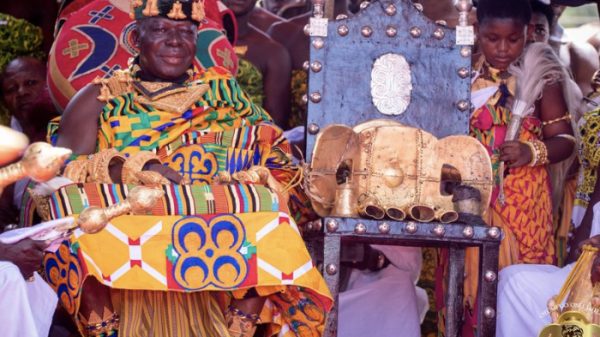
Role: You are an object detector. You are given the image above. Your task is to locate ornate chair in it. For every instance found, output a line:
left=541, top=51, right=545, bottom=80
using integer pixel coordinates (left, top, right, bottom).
left=302, top=1, right=501, bottom=336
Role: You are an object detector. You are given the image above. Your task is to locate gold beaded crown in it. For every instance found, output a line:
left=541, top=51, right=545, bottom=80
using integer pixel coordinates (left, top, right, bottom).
left=130, top=0, right=205, bottom=23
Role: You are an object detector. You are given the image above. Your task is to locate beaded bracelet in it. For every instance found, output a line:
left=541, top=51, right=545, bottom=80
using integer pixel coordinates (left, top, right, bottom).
left=226, top=305, right=261, bottom=323
left=83, top=312, right=120, bottom=337
left=523, top=141, right=538, bottom=167
left=527, top=139, right=549, bottom=166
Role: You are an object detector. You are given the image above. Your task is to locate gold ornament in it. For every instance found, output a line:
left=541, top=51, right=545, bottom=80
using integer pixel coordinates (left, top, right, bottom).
left=215, top=166, right=293, bottom=207
left=79, top=307, right=120, bottom=337
left=167, top=1, right=187, bottom=20
left=27, top=187, right=52, bottom=221
left=192, top=0, right=205, bottom=22
left=226, top=307, right=259, bottom=337
left=539, top=245, right=600, bottom=337
left=77, top=186, right=164, bottom=234
left=87, top=149, right=126, bottom=184
left=142, top=0, right=159, bottom=16
left=134, top=81, right=209, bottom=114
left=330, top=181, right=358, bottom=217
left=0, top=142, right=71, bottom=190
left=63, top=159, right=89, bottom=183
left=306, top=120, right=493, bottom=223
left=134, top=171, right=171, bottom=187
left=121, top=151, right=162, bottom=185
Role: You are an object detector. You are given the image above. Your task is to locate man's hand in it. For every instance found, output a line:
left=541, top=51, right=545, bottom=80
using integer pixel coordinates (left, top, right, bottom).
left=0, top=239, right=46, bottom=278
left=499, top=141, right=533, bottom=168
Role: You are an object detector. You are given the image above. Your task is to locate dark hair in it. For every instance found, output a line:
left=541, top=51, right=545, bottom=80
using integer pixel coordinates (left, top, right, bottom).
left=477, top=0, right=532, bottom=26
left=530, top=0, right=555, bottom=29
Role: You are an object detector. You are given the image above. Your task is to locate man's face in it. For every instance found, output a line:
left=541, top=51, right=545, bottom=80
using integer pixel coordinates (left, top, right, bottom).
left=1, top=57, right=47, bottom=119
left=137, top=17, right=198, bottom=81
left=477, top=18, right=527, bottom=70
left=529, top=12, right=550, bottom=44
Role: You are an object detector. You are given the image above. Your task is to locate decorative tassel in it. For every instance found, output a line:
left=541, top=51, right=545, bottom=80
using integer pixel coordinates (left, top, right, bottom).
left=192, top=0, right=206, bottom=22
left=167, top=1, right=187, bottom=20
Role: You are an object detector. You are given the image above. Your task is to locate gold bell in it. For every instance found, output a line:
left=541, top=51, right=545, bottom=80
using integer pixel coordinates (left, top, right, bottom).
left=330, top=180, right=358, bottom=217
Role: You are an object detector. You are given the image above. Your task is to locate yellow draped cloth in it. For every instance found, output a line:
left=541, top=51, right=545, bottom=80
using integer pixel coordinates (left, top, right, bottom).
left=48, top=66, right=330, bottom=337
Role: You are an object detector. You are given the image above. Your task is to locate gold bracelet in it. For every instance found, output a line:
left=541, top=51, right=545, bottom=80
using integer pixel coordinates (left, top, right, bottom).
left=523, top=141, right=538, bottom=167
left=87, top=149, right=126, bottom=184
left=529, top=139, right=549, bottom=166
left=63, top=159, right=90, bottom=183
left=541, top=114, right=571, bottom=127
left=122, top=151, right=162, bottom=185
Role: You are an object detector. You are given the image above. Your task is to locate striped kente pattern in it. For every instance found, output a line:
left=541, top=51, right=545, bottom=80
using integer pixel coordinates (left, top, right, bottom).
left=48, top=183, right=282, bottom=219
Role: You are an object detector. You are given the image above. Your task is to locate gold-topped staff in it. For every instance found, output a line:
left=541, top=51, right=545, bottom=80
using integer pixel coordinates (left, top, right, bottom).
left=0, top=142, right=72, bottom=193
left=539, top=245, right=600, bottom=337
left=77, top=186, right=165, bottom=234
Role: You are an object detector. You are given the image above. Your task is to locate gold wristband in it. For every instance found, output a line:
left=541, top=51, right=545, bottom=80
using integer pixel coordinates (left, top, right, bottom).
left=529, top=139, right=549, bottom=166
left=122, top=151, right=162, bottom=185
left=87, top=149, right=126, bottom=184
left=523, top=141, right=538, bottom=167
left=63, top=159, right=90, bottom=183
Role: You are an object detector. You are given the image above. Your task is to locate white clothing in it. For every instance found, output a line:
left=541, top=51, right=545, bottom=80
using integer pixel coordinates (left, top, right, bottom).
left=338, top=246, right=428, bottom=337
left=497, top=200, right=600, bottom=337
left=0, top=261, right=57, bottom=337
left=496, top=263, right=573, bottom=337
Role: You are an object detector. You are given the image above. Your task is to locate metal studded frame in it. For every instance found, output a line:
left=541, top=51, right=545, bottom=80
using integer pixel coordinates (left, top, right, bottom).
left=304, top=218, right=500, bottom=337
left=305, top=0, right=472, bottom=154
left=304, top=0, right=500, bottom=336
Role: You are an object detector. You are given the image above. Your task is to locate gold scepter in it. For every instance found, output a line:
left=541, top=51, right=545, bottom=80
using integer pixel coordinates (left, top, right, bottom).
left=539, top=245, right=600, bottom=337
left=76, top=186, right=165, bottom=234
left=0, top=141, right=72, bottom=194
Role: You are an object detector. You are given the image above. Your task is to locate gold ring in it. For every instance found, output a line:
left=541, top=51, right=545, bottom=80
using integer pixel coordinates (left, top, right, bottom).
left=26, top=275, right=35, bottom=282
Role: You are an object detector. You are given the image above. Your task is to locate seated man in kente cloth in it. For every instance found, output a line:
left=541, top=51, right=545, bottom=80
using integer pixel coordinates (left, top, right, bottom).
left=44, top=0, right=331, bottom=336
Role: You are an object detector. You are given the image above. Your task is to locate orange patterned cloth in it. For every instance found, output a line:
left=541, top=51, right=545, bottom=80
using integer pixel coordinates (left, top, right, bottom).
left=469, top=60, right=555, bottom=267
left=453, top=61, right=555, bottom=336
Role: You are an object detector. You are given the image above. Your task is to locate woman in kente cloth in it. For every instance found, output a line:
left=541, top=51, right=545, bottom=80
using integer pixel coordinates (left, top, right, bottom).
left=449, top=0, right=576, bottom=334
left=43, top=1, right=331, bottom=336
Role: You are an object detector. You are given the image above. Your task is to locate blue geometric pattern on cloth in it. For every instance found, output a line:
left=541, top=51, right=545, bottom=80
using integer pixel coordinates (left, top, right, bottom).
left=171, top=215, right=248, bottom=290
